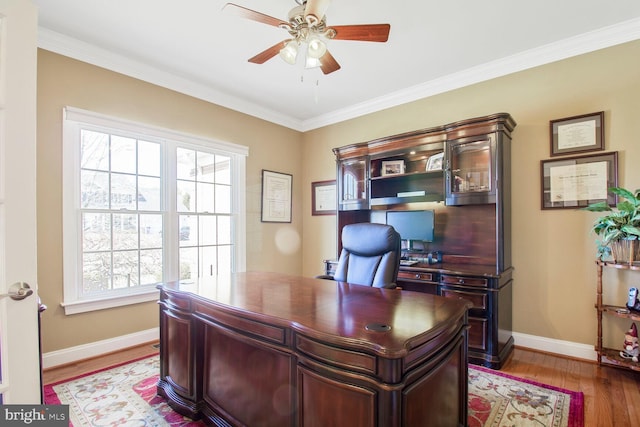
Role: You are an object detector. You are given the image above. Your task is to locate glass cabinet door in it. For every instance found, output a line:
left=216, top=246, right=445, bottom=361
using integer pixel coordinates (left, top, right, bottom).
left=446, top=135, right=496, bottom=205
left=338, top=157, right=368, bottom=210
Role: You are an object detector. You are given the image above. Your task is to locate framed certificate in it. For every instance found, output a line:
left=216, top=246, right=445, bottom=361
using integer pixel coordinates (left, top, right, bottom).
left=550, top=111, right=604, bottom=156
left=541, top=151, right=617, bottom=209
left=312, top=180, right=336, bottom=215
left=261, top=170, right=292, bottom=222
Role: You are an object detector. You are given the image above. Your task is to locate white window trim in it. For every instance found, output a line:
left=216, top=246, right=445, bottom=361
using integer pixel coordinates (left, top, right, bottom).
left=61, top=107, right=248, bottom=315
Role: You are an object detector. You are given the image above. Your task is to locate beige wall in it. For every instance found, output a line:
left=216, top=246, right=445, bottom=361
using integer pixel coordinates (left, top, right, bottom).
left=37, top=50, right=303, bottom=353
left=302, top=39, right=640, bottom=348
left=38, top=39, right=640, bottom=355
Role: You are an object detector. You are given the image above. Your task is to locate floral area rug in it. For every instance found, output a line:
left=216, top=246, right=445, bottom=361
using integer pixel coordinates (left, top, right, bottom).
left=44, top=355, right=204, bottom=427
left=44, top=355, right=583, bottom=426
left=468, top=365, right=583, bottom=427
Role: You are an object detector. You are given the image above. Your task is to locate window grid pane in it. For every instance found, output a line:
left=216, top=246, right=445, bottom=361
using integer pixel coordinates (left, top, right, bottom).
left=177, top=147, right=233, bottom=280
left=83, top=252, right=112, bottom=293
left=80, top=130, right=164, bottom=297
left=113, top=250, right=139, bottom=288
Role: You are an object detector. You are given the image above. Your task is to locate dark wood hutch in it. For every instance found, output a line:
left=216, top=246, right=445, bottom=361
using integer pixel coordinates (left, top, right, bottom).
left=329, top=113, right=516, bottom=369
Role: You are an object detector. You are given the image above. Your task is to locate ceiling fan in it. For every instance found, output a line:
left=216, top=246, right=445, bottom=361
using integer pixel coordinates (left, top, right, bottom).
left=222, top=0, right=391, bottom=75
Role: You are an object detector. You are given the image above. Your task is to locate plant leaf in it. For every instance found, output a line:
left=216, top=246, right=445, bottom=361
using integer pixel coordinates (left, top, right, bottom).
left=583, top=201, right=612, bottom=212
left=611, top=187, right=639, bottom=206
left=617, top=201, right=636, bottom=213
left=603, top=229, right=624, bottom=244
left=622, top=225, right=640, bottom=237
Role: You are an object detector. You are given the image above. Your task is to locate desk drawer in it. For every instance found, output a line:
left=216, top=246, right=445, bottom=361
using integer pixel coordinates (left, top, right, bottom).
left=296, top=334, right=376, bottom=376
left=194, top=302, right=287, bottom=346
left=398, top=271, right=434, bottom=282
left=440, top=274, right=488, bottom=288
left=440, top=288, right=488, bottom=310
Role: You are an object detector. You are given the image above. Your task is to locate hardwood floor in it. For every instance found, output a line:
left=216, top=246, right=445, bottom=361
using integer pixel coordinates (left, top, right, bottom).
left=42, top=341, right=159, bottom=385
left=502, top=347, right=640, bottom=427
left=43, top=344, right=640, bottom=426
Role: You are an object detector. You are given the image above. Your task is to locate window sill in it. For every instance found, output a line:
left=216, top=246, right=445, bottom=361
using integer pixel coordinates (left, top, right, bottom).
left=61, top=288, right=160, bottom=315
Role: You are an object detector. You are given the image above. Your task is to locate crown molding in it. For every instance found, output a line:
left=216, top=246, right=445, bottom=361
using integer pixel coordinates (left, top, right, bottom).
left=37, top=28, right=304, bottom=131
left=39, top=18, right=640, bottom=133
left=299, top=17, right=640, bottom=131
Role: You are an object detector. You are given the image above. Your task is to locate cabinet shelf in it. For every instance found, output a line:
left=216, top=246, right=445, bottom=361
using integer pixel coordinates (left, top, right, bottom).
left=598, top=304, right=640, bottom=321
left=370, top=194, right=443, bottom=206
left=599, top=348, right=640, bottom=372
left=599, top=260, right=640, bottom=270
left=370, top=169, right=444, bottom=205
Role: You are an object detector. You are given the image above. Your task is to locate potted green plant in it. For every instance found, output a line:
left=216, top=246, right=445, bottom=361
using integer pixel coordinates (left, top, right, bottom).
left=584, top=187, right=640, bottom=263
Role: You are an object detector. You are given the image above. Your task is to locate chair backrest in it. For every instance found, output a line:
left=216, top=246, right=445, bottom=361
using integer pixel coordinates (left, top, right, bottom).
left=333, top=223, right=401, bottom=289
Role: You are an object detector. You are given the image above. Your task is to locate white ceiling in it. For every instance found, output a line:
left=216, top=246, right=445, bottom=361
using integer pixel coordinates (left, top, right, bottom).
left=33, top=0, right=640, bottom=131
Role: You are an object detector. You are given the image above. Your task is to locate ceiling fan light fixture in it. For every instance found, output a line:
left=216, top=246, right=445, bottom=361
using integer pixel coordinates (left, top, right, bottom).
left=307, top=36, right=327, bottom=59
left=279, top=40, right=298, bottom=64
left=224, top=1, right=391, bottom=75
left=305, top=56, right=321, bottom=69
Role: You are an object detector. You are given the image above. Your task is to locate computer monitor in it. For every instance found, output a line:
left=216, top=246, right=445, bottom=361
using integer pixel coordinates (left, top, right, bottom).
left=386, top=210, right=435, bottom=250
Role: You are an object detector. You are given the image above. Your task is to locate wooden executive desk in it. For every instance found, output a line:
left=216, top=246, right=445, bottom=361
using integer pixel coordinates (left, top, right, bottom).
left=157, top=272, right=471, bottom=426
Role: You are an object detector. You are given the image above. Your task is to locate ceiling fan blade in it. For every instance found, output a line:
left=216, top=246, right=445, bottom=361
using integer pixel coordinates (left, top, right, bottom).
left=304, top=0, right=332, bottom=20
left=319, top=50, right=341, bottom=75
left=329, top=24, right=391, bottom=42
left=248, top=40, right=289, bottom=64
left=223, top=3, right=286, bottom=27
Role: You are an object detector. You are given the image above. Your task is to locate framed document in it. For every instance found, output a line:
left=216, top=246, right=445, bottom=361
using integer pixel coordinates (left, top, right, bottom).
left=550, top=111, right=604, bottom=156
left=311, top=180, right=336, bottom=215
left=540, top=151, right=617, bottom=210
left=261, top=170, right=292, bottom=222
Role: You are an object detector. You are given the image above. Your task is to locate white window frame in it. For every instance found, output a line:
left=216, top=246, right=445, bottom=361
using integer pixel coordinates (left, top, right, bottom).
left=61, top=107, right=247, bottom=315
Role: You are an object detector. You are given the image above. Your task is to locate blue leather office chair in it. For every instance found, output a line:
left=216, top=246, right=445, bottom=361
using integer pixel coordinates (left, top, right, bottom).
left=320, top=223, right=401, bottom=289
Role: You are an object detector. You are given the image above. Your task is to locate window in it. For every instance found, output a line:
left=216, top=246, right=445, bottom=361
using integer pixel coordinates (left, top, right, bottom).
left=62, top=107, right=248, bottom=314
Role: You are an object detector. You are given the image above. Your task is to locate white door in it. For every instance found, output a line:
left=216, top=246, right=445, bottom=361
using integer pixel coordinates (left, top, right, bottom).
left=0, top=0, right=40, bottom=403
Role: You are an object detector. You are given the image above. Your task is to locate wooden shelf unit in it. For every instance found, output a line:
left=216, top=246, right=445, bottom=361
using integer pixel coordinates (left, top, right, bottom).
left=595, top=260, right=640, bottom=371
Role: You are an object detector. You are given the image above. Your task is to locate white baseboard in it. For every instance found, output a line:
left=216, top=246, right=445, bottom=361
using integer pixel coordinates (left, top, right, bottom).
left=42, top=328, right=159, bottom=369
left=513, top=332, right=597, bottom=361
left=41, top=328, right=595, bottom=370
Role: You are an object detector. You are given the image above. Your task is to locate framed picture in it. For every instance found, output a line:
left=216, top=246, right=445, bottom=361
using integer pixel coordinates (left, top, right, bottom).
left=550, top=111, right=604, bottom=156
left=311, top=180, right=336, bottom=215
left=541, top=151, right=617, bottom=210
left=261, top=170, right=292, bottom=222
left=381, top=160, right=404, bottom=176
left=426, top=152, right=444, bottom=171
